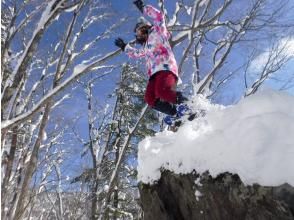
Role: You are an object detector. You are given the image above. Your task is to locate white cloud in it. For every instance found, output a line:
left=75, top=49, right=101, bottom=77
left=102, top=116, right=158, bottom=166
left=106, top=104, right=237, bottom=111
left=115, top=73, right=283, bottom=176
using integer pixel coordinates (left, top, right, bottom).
left=249, top=37, right=294, bottom=73
left=280, top=37, right=294, bottom=57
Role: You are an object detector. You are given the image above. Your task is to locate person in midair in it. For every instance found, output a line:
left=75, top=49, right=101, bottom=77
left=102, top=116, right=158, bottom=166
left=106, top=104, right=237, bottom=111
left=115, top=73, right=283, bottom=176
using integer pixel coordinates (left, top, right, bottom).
left=114, top=0, right=191, bottom=125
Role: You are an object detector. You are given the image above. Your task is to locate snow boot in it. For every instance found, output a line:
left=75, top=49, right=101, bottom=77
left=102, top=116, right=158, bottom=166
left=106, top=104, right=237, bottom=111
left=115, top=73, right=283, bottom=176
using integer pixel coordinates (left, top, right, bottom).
left=176, top=103, right=190, bottom=117
left=163, top=115, right=181, bottom=126
left=164, top=109, right=206, bottom=131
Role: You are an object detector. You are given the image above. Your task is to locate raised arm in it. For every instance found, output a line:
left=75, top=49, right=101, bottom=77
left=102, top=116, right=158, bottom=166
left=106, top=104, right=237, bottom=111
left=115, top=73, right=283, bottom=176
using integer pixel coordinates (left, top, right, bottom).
left=143, top=5, right=165, bottom=26
left=125, top=44, right=146, bottom=59
left=115, top=38, right=146, bottom=59
left=133, top=1, right=164, bottom=26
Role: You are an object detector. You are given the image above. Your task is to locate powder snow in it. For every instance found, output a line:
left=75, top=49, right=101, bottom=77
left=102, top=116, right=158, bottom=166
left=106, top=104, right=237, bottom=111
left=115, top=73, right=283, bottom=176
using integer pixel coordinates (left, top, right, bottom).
left=137, top=89, right=294, bottom=186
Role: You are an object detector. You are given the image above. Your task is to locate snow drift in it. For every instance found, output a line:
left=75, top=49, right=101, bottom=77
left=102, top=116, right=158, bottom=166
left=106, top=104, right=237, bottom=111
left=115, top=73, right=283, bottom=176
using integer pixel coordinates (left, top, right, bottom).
left=137, top=89, right=294, bottom=186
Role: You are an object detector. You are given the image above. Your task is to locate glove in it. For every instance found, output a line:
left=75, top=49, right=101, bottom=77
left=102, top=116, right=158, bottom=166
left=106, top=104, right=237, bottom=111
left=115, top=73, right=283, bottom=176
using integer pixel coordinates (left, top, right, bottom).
left=133, top=0, right=144, bottom=13
left=114, top=38, right=126, bottom=51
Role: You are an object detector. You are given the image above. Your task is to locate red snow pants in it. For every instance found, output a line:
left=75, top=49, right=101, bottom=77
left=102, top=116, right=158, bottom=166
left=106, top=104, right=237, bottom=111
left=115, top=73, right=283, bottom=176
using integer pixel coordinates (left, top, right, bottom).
left=144, top=70, right=177, bottom=107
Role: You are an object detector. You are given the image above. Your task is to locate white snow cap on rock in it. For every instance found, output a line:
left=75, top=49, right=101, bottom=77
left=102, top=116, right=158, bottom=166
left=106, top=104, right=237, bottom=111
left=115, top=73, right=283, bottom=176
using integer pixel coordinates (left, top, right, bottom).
left=138, top=89, right=294, bottom=186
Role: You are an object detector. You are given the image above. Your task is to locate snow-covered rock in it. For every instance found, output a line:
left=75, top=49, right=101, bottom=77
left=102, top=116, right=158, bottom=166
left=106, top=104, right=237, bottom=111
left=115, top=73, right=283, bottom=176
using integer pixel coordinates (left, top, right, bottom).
left=138, top=89, right=294, bottom=186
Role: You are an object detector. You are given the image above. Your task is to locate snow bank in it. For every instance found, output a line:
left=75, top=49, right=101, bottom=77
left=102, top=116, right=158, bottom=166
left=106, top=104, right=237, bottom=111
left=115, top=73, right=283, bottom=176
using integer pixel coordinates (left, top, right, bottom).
left=138, top=90, right=294, bottom=186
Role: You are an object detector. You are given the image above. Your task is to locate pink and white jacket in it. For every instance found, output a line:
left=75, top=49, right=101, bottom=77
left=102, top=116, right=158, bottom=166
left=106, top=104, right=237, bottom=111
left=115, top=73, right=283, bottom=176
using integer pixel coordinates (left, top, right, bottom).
left=125, top=5, right=178, bottom=78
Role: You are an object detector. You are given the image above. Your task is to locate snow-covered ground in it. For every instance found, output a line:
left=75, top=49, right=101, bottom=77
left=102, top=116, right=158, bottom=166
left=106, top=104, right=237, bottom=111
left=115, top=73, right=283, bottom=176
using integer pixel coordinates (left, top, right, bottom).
left=137, top=89, right=294, bottom=186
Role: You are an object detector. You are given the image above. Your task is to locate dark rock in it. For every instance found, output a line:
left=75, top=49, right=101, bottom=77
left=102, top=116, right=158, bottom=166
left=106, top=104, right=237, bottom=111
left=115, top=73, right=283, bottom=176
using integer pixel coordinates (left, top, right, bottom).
left=273, top=183, right=294, bottom=216
left=139, top=170, right=294, bottom=220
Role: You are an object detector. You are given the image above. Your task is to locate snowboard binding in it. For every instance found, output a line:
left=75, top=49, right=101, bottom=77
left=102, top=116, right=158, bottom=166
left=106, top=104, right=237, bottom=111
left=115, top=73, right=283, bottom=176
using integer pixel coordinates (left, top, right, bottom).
left=163, top=106, right=206, bottom=131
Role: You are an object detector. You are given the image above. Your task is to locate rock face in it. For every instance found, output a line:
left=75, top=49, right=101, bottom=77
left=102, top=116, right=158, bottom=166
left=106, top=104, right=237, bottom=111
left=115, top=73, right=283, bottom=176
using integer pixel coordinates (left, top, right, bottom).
left=139, top=170, right=294, bottom=220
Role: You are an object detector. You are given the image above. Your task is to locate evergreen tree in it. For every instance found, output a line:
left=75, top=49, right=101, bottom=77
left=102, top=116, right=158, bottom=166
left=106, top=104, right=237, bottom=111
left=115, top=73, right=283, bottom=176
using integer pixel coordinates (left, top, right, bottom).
left=102, top=63, right=158, bottom=219
left=72, top=63, right=159, bottom=219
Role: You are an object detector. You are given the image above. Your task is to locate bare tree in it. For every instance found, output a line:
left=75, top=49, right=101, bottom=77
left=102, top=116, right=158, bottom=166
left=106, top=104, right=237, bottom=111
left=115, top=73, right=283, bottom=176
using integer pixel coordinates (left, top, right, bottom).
left=1, top=0, right=124, bottom=219
left=161, top=0, right=294, bottom=97
left=245, top=38, right=294, bottom=96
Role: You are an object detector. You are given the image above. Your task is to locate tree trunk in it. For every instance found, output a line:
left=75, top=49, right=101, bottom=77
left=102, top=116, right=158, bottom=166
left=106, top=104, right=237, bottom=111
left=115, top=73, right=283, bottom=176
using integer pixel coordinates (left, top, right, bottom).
left=1, top=127, right=18, bottom=219
left=14, top=103, right=51, bottom=220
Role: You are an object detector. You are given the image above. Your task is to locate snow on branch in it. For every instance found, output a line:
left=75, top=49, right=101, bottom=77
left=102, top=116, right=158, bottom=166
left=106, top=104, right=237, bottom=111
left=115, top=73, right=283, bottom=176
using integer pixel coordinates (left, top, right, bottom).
left=3, top=1, right=65, bottom=95
left=100, top=105, right=148, bottom=217
left=1, top=51, right=120, bottom=131
left=171, top=0, right=232, bottom=47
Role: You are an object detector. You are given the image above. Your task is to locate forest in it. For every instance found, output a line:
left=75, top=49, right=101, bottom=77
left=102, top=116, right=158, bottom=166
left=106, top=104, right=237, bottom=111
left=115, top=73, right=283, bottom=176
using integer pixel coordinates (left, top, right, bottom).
left=1, top=0, right=294, bottom=219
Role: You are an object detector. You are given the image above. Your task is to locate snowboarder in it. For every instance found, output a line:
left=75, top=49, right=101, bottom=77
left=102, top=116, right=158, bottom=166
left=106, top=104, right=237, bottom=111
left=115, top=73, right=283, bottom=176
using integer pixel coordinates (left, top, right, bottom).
left=114, top=0, right=192, bottom=125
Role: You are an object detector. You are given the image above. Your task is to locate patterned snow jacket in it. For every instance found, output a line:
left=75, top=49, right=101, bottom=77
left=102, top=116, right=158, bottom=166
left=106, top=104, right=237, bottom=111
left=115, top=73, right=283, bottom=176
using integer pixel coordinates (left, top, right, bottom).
left=125, top=5, right=178, bottom=78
